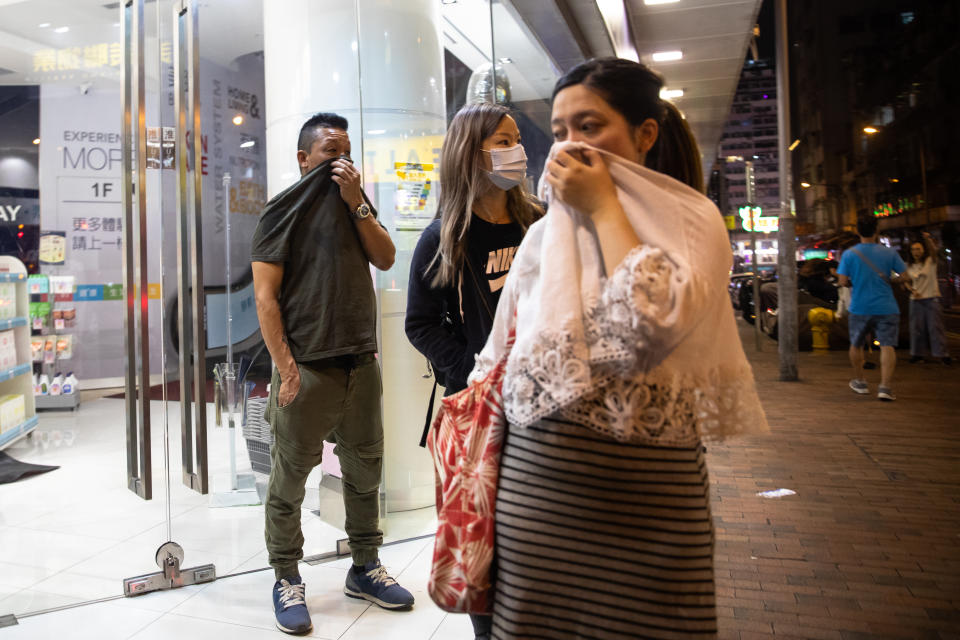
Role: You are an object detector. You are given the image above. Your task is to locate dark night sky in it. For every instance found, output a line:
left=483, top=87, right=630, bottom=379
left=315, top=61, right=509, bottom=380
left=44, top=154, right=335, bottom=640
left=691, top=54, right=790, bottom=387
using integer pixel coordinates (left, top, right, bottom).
left=755, top=0, right=775, bottom=62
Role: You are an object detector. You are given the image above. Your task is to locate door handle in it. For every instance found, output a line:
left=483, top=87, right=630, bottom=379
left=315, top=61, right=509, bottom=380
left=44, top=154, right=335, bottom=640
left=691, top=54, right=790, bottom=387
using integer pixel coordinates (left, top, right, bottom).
left=122, top=0, right=152, bottom=501
left=174, top=0, right=209, bottom=494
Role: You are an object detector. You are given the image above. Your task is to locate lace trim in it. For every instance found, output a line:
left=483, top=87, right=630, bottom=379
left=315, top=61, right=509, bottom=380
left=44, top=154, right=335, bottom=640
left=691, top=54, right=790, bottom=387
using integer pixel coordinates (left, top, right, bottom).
left=503, top=245, right=681, bottom=428
left=557, top=365, right=768, bottom=446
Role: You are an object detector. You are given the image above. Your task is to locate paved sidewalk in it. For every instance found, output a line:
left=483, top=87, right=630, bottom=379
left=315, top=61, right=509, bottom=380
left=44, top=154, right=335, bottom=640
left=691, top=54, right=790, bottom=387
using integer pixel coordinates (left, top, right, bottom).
left=707, top=322, right=960, bottom=639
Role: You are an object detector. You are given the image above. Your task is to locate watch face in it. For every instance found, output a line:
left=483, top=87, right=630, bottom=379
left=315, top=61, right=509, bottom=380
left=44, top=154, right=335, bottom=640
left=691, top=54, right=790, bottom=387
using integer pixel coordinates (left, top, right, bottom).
left=356, top=204, right=371, bottom=218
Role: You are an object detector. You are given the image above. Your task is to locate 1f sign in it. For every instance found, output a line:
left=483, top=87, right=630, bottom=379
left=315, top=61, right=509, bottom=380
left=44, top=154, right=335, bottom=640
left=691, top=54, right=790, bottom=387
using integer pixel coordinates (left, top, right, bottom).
left=91, top=182, right=113, bottom=198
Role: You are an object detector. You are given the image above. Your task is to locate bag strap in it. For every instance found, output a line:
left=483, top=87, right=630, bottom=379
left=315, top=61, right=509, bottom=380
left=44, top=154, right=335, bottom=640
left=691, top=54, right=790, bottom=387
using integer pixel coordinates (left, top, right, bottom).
left=851, top=248, right=890, bottom=283
left=419, top=376, right=438, bottom=448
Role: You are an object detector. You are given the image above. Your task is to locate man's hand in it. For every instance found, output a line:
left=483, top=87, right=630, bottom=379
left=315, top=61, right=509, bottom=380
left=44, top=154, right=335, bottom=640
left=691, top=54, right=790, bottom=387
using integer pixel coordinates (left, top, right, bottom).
left=277, top=366, right=301, bottom=408
left=331, top=158, right=364, bottom=212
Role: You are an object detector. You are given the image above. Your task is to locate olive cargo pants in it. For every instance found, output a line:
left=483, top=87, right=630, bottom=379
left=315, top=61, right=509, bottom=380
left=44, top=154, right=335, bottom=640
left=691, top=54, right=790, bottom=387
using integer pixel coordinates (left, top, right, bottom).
left=264, top=354, right=384, bottom=580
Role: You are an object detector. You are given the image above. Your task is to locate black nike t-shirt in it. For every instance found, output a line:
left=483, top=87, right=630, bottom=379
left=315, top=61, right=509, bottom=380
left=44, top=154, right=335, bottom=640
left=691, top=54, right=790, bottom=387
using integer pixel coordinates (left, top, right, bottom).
left=405, top=214, right=523, bottom=393
left=463, top=214, right=523, bottom=337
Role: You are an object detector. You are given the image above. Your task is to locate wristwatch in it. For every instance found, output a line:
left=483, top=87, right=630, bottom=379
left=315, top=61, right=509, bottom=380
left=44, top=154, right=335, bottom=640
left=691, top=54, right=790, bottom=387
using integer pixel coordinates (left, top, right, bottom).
left=353, top=203, right=371, bottom=220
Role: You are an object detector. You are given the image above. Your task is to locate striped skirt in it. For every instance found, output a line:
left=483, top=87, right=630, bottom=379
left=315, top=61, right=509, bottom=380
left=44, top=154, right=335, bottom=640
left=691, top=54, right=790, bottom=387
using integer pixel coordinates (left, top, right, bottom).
left=492, top=418, right=716, bottom=640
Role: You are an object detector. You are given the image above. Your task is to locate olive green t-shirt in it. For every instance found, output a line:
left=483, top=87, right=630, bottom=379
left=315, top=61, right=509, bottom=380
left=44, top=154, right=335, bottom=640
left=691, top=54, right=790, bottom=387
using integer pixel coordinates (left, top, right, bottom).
left=250, top=159, right=379, bottom=361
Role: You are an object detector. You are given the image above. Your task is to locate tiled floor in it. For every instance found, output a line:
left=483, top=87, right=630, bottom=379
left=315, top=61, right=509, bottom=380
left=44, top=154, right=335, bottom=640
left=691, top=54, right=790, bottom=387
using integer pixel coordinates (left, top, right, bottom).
left=2, top=319, right=959, bottom=639
left=0, top=398, right=470, bottom=638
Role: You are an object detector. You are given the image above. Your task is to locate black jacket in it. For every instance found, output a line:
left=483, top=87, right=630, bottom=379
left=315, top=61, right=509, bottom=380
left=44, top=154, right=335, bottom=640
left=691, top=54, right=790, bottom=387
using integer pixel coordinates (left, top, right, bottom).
left=405, top=217, right=522, bottom=394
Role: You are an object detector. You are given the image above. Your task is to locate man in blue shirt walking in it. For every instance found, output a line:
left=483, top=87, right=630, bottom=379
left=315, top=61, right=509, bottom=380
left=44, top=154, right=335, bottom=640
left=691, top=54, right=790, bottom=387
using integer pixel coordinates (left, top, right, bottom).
left=837, top=216, right=912, bottom=401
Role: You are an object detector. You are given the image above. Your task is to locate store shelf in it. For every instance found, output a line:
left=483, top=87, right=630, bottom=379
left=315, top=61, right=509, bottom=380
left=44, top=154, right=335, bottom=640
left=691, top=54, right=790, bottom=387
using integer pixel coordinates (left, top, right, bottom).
left=0, top=272, right=27, bottom=283
left=0, top=317, right=28, bottom=331
left=0, top=415, right=40, bottom=451
left=0, top=363, right=31, bottom=384
left=35, top=393, right=80, bottom=412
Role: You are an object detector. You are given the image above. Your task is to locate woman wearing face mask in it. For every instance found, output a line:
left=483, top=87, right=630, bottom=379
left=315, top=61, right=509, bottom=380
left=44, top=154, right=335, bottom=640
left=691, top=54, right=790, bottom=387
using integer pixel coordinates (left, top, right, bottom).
left=405, top=102, right=542, bottom=640
left=470, top=58, right=768, bottom=639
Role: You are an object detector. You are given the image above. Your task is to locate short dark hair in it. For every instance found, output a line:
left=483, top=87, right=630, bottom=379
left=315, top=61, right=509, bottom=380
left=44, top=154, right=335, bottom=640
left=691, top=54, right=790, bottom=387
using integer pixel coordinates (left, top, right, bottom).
left=856, top=215, right=879, bottom=238
left=297, top=112, right=348, bottom=153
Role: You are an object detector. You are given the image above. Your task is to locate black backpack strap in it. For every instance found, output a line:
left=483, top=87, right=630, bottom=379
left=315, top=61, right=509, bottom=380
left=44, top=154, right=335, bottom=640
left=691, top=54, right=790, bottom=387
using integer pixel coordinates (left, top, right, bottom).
left=419, top=377, right=439, bottom=448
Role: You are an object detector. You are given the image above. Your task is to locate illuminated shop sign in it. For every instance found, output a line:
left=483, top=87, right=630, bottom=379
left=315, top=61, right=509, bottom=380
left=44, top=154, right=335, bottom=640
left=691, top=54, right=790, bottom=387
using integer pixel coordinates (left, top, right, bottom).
left=738, top=206, right=779, bottom=232
left=31, top=42, right=172, bottom=74
left=873, top=196, right=923, bottom=218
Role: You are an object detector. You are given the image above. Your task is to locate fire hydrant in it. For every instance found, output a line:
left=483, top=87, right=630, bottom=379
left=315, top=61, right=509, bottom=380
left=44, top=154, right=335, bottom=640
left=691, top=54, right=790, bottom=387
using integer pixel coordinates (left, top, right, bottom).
left=808, top=307, right=834, bottom=350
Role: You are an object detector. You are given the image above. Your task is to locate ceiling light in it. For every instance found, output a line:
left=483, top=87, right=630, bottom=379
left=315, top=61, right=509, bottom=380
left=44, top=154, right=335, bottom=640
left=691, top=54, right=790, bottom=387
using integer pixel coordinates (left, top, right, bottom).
left=498, top=57, right=513, bottom=64
left=239, top=140, right=255, bottom=148
left=54, top=26, right=69, bottom=34
left=889, top=178, right=899, bottom=183
left=366, top=129, right=386, bottom=135
left=863, top=126, right=878, bottom=134
left=38, top=23, right=51, bottom=28
left=644, top=0, right=681, bottom=4
left=652, top=50, right=683, bottom=62
left=232, top=115, right=243, bottom=126
left=660, top=88, right=684, bottom=99
left=788, top=139, right=800, bottom=151
left=32, top=138, right=40, bottom=145
left=800, top=182, right=811, bottom=188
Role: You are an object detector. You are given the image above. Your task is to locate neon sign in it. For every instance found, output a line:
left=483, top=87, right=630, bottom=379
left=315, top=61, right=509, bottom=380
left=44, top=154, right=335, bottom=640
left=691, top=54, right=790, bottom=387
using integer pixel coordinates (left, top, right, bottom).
left=738, top=206, right=779, bottom=232
left=873, top=196, right=922, bottom=218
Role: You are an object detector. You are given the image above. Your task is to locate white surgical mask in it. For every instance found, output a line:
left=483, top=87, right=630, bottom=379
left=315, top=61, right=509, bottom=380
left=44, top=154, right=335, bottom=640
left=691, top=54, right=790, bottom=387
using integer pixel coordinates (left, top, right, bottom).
left=485, top=144, right=527, bottom=190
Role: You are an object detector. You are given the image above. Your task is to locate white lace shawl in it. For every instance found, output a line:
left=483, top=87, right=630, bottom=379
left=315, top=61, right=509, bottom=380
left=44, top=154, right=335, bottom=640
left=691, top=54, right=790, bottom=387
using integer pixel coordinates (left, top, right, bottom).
left=469, top=143, right=769, bottom=446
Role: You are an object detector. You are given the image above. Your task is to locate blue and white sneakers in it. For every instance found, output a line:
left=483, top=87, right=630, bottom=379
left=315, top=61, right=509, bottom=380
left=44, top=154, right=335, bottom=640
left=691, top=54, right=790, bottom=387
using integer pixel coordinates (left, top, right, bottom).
left=273, top=577, right=312, bottom=635
left=344, top=560, right=415, bottom=610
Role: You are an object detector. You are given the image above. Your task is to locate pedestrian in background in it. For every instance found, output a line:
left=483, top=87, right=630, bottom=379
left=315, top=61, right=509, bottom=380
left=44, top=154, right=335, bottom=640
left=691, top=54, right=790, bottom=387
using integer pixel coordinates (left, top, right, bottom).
left=471, top=57, right=768, bottom=640
left=837, top=215, right=912, bottom=401
left=405, top=102, right=542, bottom=640
left=907, top=232, right=951, bottom=365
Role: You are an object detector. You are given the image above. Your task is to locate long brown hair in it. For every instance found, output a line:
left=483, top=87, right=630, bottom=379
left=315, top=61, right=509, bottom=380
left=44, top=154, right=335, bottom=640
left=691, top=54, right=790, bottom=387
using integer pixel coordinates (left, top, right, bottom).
left=429, top=102, right=542, bottom=288
left=646, top=100, right=704, bottom=193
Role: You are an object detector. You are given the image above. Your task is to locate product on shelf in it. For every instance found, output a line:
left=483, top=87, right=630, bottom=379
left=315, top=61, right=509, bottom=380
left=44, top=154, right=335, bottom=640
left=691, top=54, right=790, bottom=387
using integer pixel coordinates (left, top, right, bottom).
left=63, top=372, right=78, bottom=395
left=50, top=276, right=75, bottom=296
left=28, top=274, right=49, bottom=295
left=43, top=337, right=55, bottom=364
left=37, top=373, right=49, bottom=395
left=30, top=337, right=43, bottom=362
left=0, top=394, right=25, bottom=433
left=55, top=335, right=73, bottom=360
left=0, top=283, right=16, bottom=320
left=50, top=373, right=63, bottom=396
left=0, top=330, right=16, bottom=369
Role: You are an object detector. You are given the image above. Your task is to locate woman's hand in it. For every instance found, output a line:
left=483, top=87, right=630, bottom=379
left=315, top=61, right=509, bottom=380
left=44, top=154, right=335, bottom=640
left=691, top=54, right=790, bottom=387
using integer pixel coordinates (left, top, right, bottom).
left=545, top=145, right=620, bottom=219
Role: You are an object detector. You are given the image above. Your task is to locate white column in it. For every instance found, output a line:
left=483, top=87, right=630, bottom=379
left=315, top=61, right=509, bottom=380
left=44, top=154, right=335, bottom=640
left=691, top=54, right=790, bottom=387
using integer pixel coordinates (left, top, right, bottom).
left=263, top=0, right=446, bottom=512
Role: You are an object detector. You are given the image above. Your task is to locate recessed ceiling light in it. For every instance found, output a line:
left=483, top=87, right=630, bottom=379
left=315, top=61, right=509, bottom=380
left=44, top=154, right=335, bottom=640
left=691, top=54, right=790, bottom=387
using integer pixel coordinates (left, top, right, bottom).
left=240, top=140, right=255, bottom=148
left=232, top=115, right=243, bottom=126
left=54, top=26, right=69, bottom=34
left=644, top=0, right=681, bottom=5
left=366, top=129, right=386, bottom=135
left=38, top=23, right=51, bottom=28
left=652, top=50, right=683, bottom=62
left=498, top=57, right=513, bottom=64
left=660, top=88, right=684, bottom=99
left=32, top=138, right=40, bottom=145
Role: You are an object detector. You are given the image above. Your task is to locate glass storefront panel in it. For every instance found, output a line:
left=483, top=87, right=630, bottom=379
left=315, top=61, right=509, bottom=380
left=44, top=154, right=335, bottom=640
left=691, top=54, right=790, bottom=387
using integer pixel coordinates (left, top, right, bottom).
left=0, top=0, right=586, bottom=622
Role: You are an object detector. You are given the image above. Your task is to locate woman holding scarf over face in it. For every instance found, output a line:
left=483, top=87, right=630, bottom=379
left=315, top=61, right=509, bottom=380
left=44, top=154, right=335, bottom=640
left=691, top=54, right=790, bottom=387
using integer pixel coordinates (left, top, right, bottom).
left=470, top=58, right=769, bottom=639
left=405, top=102, right=542, bottom=640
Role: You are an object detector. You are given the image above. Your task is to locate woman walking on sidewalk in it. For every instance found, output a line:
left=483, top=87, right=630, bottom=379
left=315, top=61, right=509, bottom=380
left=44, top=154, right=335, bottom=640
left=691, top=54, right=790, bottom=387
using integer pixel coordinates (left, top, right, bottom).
left=907, top=232, right=951, bottom=365
left=472, top=57, right=769, bottom=639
